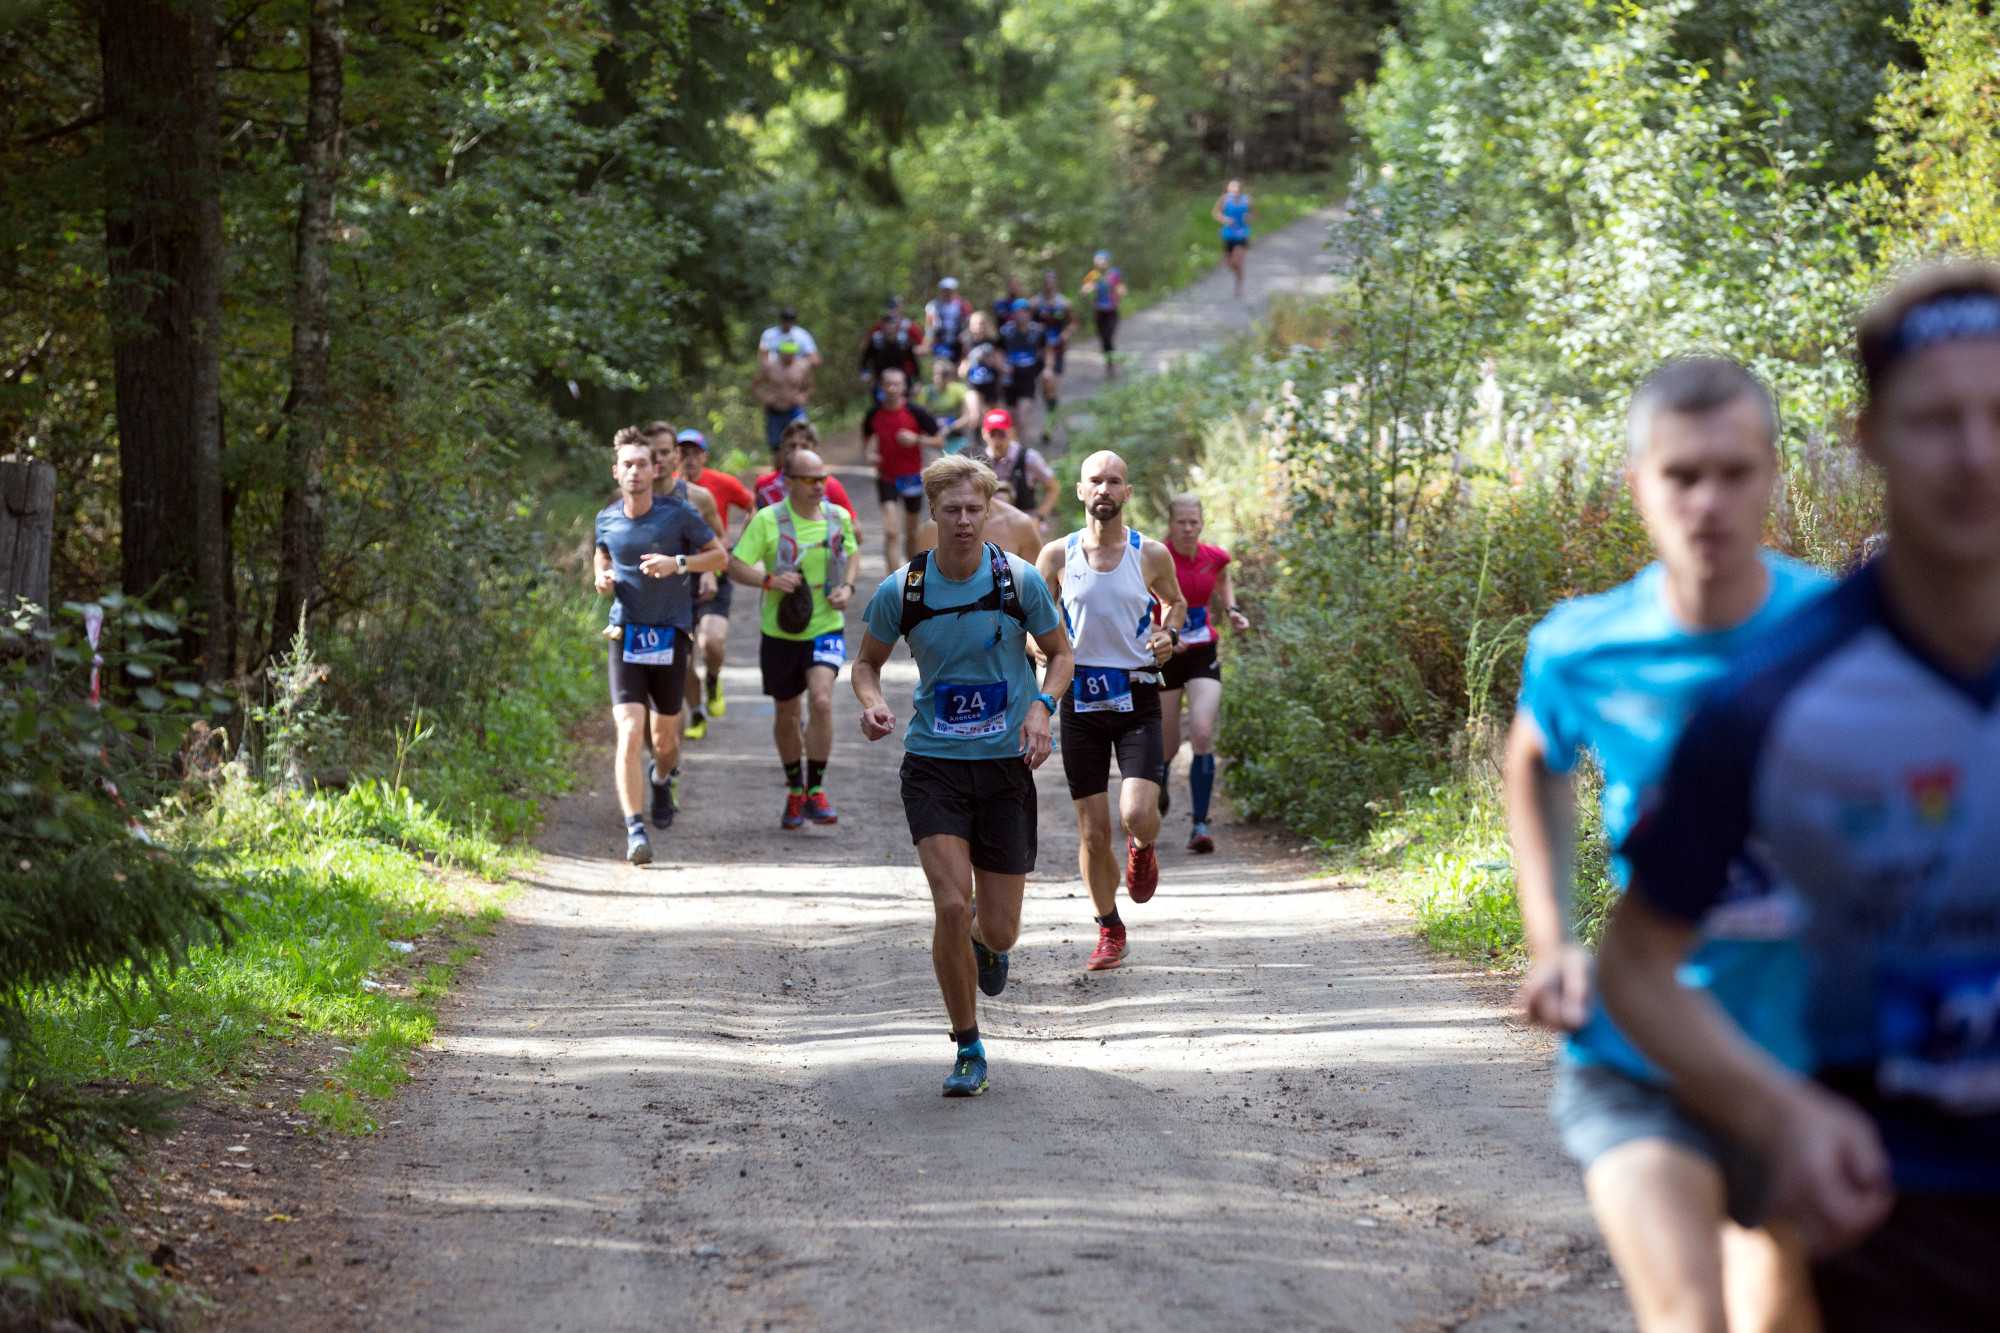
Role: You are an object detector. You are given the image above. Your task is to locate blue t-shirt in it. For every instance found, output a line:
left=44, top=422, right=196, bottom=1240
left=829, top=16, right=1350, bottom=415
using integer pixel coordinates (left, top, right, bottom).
left=1518, top=550, right=1830, bottom=1079
left=862, top=549, right=1061, bottom=762
left=594, top=496, right=716, bottom=633
left=1625, top=562, right=2000, bottom=1191
left=1220, top=192, right=1250, bottom=241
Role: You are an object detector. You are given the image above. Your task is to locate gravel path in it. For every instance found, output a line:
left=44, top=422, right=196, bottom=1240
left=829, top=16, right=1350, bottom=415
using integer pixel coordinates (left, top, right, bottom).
left=240, top=208, right=1627, bottom=1332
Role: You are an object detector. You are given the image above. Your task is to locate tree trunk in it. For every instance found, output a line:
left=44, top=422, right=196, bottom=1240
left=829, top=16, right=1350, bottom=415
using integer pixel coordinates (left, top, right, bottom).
left=270, top=0, right=345, bottom=656
left=99, top=0, right=228, bottom=678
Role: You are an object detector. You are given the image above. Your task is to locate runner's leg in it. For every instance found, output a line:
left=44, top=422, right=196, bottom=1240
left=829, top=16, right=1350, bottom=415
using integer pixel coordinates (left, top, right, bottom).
left=1119, top=774, right=1162, bottom=849
left=773, top=693, right=803, bottom=766
left=919, top=835, right=980, bottom=1033
left=1074, top=794, right=1119, bottom=917
left=698, top=612, right=727, bottom=701
left=803, top=665, right=835, bottom=775
left=1158, top=685, right=1183, bottom=806
left=1585, top=1139, right=1731, bottom=1333
left=1721, top=1221, right=1819, bottom=1333
left=1185, top=675, right=1222, bottom=823
left=613, top=703, right=650, bottom=817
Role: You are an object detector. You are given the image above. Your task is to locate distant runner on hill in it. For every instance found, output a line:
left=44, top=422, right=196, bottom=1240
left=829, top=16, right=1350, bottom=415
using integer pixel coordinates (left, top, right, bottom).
left=1156, top=494, right=1250, bottom=852
left=1212, top=179, right=1252, bottom=300
left=923, top=277, right=973, bottom=403
left=1080, top=251, right=1126, bottom=378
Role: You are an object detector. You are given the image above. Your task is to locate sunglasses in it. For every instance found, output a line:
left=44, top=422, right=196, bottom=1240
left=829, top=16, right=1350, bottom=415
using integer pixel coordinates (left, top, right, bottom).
left=786, top=473, right=829, bottom=483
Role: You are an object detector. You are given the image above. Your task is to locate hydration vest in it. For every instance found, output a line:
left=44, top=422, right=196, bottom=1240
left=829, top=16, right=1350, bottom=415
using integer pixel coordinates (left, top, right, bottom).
left=775, top=501, right=848, bottom=593
left=899, top=543, right=1027, bottom=639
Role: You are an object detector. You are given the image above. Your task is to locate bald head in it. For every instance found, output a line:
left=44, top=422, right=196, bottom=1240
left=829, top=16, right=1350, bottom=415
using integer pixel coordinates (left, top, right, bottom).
left=1076, top=450, right=1132, bottom=523
left=785, top=449, right=830, bottom=507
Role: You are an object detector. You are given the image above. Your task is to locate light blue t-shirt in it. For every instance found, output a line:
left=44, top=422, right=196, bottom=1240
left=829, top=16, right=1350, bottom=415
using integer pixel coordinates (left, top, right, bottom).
left=863, top=548, right=1061, bottom=762
left=1518, top=550, right=1830, bottom=1080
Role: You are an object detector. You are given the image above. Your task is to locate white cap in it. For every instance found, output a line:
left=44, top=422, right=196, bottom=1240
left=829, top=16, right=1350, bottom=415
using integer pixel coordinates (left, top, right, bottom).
left=940, top=276, right=959, bottom=290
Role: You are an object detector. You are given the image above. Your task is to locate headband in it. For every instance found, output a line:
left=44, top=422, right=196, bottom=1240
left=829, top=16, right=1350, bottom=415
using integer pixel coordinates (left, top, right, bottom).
left=1870, top=290, right=2000, bottom=386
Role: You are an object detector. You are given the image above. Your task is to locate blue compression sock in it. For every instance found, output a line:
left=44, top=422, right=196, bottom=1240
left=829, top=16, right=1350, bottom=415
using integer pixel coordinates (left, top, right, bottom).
left=1190, top=753, right=1217, bottom=823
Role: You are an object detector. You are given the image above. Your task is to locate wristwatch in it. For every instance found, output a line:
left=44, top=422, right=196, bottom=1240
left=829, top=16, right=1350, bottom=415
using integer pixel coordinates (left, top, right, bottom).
left=674, top=553, right=688, bottom=575
left=1034, top=692, right=1058, bottom=715
left=1167, top=627, right=1181, bottom=647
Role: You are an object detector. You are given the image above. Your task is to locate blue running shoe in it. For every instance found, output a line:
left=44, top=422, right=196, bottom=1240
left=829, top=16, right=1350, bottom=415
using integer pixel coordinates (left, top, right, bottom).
left=972, top=936, right=1009, bottom=997
left=942, top=1041, right=987, bottom=1098
left=626, top=827, right=653, bottom=866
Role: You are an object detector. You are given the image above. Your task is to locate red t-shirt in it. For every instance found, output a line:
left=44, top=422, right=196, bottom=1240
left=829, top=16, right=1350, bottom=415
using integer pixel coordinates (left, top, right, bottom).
left=1170, top=542, right=1231, bottom=644
left=861, top=402, right=939, bottom=480
left=693, top=467, right=755, bottom=532
left=754, top=470, right=854, bottom=518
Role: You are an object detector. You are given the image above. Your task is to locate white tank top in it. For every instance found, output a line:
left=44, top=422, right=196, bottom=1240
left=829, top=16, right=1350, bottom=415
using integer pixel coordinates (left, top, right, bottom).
left=1062, top=528, right=1156, bottom=670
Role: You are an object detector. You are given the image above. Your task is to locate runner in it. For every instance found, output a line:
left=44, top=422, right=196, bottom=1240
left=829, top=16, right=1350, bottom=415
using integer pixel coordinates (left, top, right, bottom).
left=1212, top=179, right=1252, bottom=300
left=860, top=367, right=943, bottom=574
left=990, top=274, right=1025, bottom=326
left=592, top=427, right=729, bottom=864
left=909, top=488, right=1044, bottom=562
left=753, top=419, right=859, bottom=533
left=754, top=339, right=815, bottom=455
left=923, top=277, right=973, bottom=403
left=757, top=306, right=820, bottom=368
left=957, top=313, right=1005, bottom=445
left=1600, top=265, right=2000, bottom=1332
left=1031, top=270, right=1072, bottom=448
left=854, top=454, right=1075, bottom=1097
left=1156, top=495, right=1250, bottom=852
left=972, top=407, right=1056, bottom=527
left=1503, top=357, right=1830, bottom=1332
left=1035, top=450, right=1186, bottom=972
left=998, top=298, right=1046, bottom=442
left=598, top=424, right=724, bottom=645
left=1080, top=251, right=1125, bottom=378
left=674, top=428, right=756, bottom=742
left=859, top=296, right=920, bottom=401
left=726, top=447, right=858, bottom=829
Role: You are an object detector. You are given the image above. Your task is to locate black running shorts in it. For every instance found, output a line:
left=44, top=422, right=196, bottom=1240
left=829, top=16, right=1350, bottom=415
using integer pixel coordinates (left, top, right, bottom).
left=608, top=632, right=690, bottom=714
left=1160, top=641, right=1221, bottom=691
left=1094, top=308, right=1119, bottom=355
left=1003, top=369, right=1038, bottom=407
left=900, top=752, right=1038, bottom=875
left=1812, top=1192, right=2000, bottom=1332
left=874, top=476, right=924, bottom=516
left=1059, top=676, right=1164, bottom=799
left=695, top=574, right=734, bottom=619
left=1046, top=343, right=1066, bottom=377
left=759, top=632, right=838, bottom=702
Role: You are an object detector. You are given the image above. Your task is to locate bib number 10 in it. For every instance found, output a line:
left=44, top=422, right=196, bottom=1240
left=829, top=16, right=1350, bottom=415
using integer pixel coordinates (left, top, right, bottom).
left=623, top=624, right=675, bottom=666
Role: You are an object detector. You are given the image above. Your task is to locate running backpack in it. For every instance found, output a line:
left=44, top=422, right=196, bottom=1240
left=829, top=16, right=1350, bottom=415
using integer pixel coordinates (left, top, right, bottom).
left=775, top=502, right=849, bottom=634
left=899, top=543, right=1027, bottom=639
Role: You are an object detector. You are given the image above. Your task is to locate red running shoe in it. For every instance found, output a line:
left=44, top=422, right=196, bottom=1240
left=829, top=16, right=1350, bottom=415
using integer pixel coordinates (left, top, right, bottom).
left=1126, top=837, right=1159, bottom=903
left=1086, top=923, right=1127, bottom=971
left=781, top=791, right=806, bottom=829
left=1188, top=821, right=1216, bottom=854
left=803, top=789, right=838, bottom=825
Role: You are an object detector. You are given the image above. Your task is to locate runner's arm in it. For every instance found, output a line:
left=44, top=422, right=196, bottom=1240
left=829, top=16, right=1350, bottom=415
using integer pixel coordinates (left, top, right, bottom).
left=1598, top=891, right=1894, bottom=1253
left=1216, top=565, right=1249, bottom=630
left=592, top=544, right=614, bottom=594
left=1503, top=713, right=1589, bottom=1030
left=913, top=405, right=943, bottom=448
left=1033, top=538, right=1064, bottom=601
left=1211, top=194, right=1228, bottom=225
left=685, top=537, right=728, bottom=575
left=1141, top=541, right=1186, bottom=632
left=852, top=633, right=897, bottom=740
left=1032, top=623, right=1073, bottom=702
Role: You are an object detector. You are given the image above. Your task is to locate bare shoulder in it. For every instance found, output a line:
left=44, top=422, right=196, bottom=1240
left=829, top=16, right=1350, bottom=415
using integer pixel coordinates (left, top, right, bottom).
left=1034, top=536, right=1065, bottom=574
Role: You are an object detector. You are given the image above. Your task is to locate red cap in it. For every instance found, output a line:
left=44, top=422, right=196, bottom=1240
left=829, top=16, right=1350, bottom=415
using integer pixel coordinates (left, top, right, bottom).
left=982, top=408, right=1014, bottom=433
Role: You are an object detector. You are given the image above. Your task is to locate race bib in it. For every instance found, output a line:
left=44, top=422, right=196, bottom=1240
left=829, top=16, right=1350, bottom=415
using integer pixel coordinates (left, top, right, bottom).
left=1876, top=958, right=2000, bottom=1115
left=812, top=630, right=846, bottom=669
left=622, top=623, right=675, bottom=666
left=1180, top=606, right=1215, bottom=646
left=933, top=681, right=1008, bottom=738
left=893, top=473, right=926, bottom=499
left=1073, top=666, right=1133, bottom=714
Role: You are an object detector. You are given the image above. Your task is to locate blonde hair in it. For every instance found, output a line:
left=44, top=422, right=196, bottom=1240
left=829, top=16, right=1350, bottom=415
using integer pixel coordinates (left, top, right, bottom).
left=1167, top=493, right=1203, bottom=516
left=922, top=454, right=1000, bottom=510
left=967, top=311, right=995, bottom=342
left=1857, top=260, right=2000, bottom=402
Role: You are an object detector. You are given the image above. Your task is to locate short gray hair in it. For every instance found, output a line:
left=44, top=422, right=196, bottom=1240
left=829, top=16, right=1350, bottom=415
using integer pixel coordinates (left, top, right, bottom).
left=1627, top=357, right=1777, bottom=461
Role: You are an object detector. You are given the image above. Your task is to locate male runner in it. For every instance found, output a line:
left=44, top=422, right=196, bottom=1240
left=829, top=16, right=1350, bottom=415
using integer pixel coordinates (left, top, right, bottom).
left=1505, top=358, right=1829, bottom=1332
left=957, top=313, right=1005, bottom=438
left=859, top=297, right=920, bottom=399
left=855, top=454, right=1074, bottom=1097
left=996, top=299, right=1046, bottom=441
left=1601, top=264, right=2000, bottom=1332
left=990, top=274, right=1025, bottom=325
left=1157, top=495, right=1250, bottom=852
left=754, top=420, right=860, bottom=542
left=860, top=367, right=943, bottom=573
left=1035, top=451, right=1186, bottom=971
left=674, top=428, right=756, bottom=740
left=973, top=408, right=1056, bottom=525
left=1031, top=270, right=1072, bottom=446
left=592, top=428, right=729, bottom=864
left=598, top=423, right=724, bottom=645
left=727, top=448, right=858, bottom=828
left=910, top=489, right=1044, bottom=562
left=1212, top=180, right=1252, bottom=300
left=923, top=277, right=973, bottom=402
left=754, top=340, right=815, bottom=453
left=757, top=306, right=820, bottom=367
left=1080, top=251, right=1125, bottom=378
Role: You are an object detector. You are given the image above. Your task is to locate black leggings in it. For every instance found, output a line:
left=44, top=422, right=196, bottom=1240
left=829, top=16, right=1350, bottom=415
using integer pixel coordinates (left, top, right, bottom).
left=1094, top=308, right=1119, bottom=357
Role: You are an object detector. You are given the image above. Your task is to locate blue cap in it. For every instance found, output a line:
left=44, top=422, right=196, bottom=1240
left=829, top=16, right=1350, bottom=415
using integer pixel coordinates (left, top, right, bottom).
left=1010, top=298, right=1030, bottom=313
left=675, top=428, right=707, bottom=449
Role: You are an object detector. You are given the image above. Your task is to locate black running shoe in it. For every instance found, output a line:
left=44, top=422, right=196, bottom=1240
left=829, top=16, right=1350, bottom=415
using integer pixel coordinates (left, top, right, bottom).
left=645, top=758, right=676, bottom=829
left=973, top=936, right=1009, bottom=997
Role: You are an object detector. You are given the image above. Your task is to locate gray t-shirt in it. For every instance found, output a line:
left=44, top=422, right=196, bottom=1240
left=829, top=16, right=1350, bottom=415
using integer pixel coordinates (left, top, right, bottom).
left=594, top=496, right=716, bottom=633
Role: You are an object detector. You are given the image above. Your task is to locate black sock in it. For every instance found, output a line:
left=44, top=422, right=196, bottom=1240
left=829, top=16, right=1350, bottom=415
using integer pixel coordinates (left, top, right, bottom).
left=783, top=760, right=804, bottom=791
left=625, top=814, right=646, bottom=835
left=805, top=758, right=826, bottom=791
left=1096, top=910, right=1123, bottom=930
left=951, top=1026, right=980, bottom=1048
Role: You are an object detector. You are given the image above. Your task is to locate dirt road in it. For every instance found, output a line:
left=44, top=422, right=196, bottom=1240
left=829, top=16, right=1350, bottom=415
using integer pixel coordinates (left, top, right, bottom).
left=234, top=211, right=1625, bottom=1331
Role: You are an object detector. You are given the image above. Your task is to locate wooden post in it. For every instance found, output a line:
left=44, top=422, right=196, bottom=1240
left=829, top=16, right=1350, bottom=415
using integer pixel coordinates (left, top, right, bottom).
left=1, top=457, right=56, bottom=629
